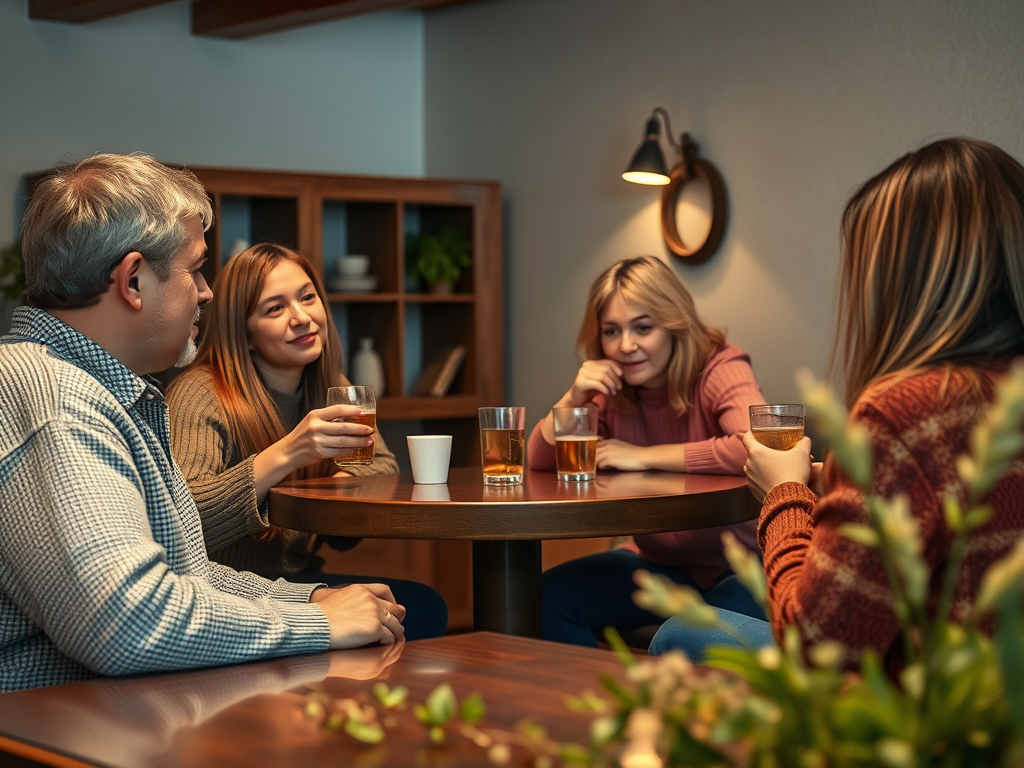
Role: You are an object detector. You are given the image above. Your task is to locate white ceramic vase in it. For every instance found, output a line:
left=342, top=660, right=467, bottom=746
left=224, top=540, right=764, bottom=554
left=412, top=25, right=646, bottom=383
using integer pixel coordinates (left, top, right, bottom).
left=351, top=337, right=385, bottom=396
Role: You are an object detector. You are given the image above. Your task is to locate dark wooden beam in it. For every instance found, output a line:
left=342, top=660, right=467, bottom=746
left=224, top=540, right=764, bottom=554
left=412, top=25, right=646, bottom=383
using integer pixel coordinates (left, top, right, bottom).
left=28, top=0, right=176, bottom=23
left=191, top=0, right=473, bottom=39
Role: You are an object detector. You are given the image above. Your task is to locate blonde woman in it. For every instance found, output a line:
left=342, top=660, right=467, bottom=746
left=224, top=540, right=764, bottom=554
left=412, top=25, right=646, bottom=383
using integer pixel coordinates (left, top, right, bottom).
left=167, top=244, right=447, bottom=640
left=529, top=256, right=768, bottom=647
left=653, top=137, right=1024, bottom=670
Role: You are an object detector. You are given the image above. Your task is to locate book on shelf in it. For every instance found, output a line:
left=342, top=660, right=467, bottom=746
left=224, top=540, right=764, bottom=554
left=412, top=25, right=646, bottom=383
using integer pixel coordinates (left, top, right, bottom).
left=412, top=345, right=466, bottom=397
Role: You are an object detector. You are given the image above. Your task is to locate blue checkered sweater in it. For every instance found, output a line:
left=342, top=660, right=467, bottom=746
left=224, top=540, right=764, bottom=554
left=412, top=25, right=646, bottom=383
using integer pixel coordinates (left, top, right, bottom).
left=0, top=307, right=329, bottom=691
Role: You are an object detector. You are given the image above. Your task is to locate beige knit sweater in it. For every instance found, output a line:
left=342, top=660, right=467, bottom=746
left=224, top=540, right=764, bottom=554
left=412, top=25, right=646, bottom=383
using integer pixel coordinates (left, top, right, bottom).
left=167, top=366, right=398, bottom=578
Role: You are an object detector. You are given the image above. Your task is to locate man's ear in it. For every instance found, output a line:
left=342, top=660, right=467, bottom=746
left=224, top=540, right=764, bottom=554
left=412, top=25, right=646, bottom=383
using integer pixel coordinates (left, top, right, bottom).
left=113, top=252, right=145, bottom=311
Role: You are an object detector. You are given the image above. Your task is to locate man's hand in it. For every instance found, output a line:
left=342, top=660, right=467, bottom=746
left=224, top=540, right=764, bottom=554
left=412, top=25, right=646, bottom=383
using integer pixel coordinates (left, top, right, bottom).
left=310, top=583, right=406, bottom=649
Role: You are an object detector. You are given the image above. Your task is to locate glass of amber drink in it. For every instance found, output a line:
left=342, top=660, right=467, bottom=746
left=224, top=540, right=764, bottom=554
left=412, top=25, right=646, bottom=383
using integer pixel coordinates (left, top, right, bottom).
left=328, top=385, right=376, bottom=466
left=478, top=407, right=526, bottom=484
left=552, top=406, right=598, bottom=481
left=749, top=404, right=805, bottom=450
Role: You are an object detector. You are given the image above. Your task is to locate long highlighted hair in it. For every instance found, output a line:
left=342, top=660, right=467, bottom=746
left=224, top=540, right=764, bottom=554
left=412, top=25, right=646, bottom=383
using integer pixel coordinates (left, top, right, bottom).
left=577, top=256, right=725, bottom=416
left=833, top=137, right=1024, bottom=408
left=176, top=243, right=346, bottom=480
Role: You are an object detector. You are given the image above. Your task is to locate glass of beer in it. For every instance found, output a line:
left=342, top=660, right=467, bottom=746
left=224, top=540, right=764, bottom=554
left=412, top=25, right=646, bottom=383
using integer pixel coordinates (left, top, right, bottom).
left=749, top=404, right=805, bottom=450
left=328, top=385, right=376, bottom=466
left=552, top=406, right=598, bottom=481
left=478, top=407, right=526, bottom=484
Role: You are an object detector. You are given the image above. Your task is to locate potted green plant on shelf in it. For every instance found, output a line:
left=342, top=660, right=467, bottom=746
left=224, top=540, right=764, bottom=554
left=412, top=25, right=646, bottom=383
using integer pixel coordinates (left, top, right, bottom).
left=304, top=365, right=1024, bottom=767
left=405, top=227, right=472, bottom=294
left=0, top=240, right=25, bottom=303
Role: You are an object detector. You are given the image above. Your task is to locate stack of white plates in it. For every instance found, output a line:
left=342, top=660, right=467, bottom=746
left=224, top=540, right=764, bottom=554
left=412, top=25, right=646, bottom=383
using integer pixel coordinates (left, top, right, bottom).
left=326, top=275, right=378, bottom=293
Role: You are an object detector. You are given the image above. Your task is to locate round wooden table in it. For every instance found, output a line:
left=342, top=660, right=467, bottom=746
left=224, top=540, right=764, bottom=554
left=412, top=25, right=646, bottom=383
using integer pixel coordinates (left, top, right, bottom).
left=269, top=467, right=758, bottom=637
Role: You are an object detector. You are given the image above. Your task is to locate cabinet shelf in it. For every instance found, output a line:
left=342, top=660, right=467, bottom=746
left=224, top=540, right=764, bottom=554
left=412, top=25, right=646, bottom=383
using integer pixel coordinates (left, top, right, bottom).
left=326, top=292, right=402, bottom=302
left=403, top=293, right=475, bottom=303
left=377, top=394, right=481, bottom=421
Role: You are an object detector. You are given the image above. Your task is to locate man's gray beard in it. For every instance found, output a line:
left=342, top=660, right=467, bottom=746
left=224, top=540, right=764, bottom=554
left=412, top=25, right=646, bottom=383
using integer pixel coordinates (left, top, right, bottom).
left=173, top=336, right=198, bottom=369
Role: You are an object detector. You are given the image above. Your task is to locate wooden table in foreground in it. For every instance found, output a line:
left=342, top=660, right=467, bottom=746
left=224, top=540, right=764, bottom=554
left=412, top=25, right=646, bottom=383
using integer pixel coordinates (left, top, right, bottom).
left=270, top=467, right=758, bottom=637
left=0, top=633, right=628, bottom=768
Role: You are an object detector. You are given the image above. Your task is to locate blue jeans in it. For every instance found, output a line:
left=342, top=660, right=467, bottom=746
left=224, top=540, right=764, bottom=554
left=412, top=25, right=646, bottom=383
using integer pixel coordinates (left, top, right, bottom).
left=542, top=548, right=765, bottom=649
left=648, top=608, right=775, bottom=660
left=292, top=571, right=448, bottom=641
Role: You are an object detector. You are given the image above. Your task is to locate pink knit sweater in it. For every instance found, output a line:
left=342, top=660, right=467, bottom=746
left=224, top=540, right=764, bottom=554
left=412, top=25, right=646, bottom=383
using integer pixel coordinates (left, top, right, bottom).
left=528, top=342, right=765, bottom=589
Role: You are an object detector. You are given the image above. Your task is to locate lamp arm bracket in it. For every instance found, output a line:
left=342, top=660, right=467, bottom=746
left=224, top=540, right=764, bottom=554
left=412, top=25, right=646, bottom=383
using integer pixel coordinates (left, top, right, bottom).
left=652, top=107, right=682, bottom=153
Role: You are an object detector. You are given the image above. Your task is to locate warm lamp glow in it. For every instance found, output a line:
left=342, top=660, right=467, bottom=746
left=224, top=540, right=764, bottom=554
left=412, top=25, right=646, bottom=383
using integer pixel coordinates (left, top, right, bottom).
left=622, top=170, right=671, bottom=185
left=622, top=107, right=728, bottom=264
left=623, top=116, right=670, bottom=185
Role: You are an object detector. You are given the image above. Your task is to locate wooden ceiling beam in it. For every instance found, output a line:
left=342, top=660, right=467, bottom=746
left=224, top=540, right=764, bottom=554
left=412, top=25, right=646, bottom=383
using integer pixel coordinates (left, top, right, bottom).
left=191, top=0, right=472, bottom=39
left=28, top=0, right=176, bottom=23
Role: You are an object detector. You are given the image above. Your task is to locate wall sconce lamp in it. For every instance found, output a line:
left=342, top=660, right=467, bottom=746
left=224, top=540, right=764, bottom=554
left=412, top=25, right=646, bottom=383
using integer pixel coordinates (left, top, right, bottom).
left=623, top=107, right=728, bottom=264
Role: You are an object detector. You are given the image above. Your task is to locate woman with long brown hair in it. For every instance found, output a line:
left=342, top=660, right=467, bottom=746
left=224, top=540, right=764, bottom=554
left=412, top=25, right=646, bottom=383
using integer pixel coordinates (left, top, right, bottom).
left=167, top=243, right=447, bottom=640
left=652, top=137, right=1024, bottom=669
left=529, top=255, right=768, bottom=647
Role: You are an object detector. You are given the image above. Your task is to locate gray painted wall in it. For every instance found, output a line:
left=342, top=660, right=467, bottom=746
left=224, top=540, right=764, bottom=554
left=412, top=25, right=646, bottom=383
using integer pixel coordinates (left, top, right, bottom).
left=0, top=0, right=425, bottom=324
left=3, top=0, right=1024, bottom=432
left=423, top=0, right=1024, bottom=426
left=0, top=1, right=425, bottom=198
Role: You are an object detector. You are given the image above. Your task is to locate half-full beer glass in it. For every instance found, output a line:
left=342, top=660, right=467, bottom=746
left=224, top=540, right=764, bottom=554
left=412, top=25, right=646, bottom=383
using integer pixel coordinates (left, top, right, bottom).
left=749, top=404, right=805, bottom=450
left=478, top=407, right=526, bottom=484
left=328, top=385, right=376, bottom=465
left=552, top=406, right=598, bottom=481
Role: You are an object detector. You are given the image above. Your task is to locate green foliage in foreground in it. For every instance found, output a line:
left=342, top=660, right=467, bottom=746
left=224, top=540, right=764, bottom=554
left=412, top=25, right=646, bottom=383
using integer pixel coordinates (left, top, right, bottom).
left=577, top=363, right=1024, bottom=768
left=306, top=363, right=1024, bottom=767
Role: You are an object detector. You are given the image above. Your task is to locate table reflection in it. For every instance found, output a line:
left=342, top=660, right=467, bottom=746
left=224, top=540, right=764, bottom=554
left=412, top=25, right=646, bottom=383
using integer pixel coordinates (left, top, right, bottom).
left=411, top=484, right=450, bottom=502
left=591, top=471, right=695, bottom=497
left=0, top=643, right=403, bottom=767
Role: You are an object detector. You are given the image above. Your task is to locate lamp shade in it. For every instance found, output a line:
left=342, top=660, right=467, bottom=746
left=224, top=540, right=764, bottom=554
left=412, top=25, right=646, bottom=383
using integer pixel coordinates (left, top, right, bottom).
left=622, top=117, right=671, bottom=185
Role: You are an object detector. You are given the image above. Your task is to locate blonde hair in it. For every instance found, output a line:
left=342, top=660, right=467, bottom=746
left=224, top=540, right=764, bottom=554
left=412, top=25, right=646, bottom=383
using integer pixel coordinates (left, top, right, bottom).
left=577, top=256, right=725, bottom=416
left=171, top=243, right=346, bottom=480
left=833, top=138, right=1024, bottom=408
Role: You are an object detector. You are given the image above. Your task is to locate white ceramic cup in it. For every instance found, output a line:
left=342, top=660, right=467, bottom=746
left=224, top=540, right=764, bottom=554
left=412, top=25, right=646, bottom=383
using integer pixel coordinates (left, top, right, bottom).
left=336, top=255, right=370, bottom=276
left=407, top=435, right=452, bottom=484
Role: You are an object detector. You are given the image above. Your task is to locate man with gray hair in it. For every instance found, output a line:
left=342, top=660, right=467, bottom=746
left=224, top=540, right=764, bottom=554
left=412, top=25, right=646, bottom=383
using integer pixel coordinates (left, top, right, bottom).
left=0, top=153, right=405, bottom=692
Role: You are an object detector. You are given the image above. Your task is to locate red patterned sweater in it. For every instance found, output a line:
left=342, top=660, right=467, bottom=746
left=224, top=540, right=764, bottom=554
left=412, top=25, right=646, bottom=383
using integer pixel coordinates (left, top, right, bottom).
left=759, top=360, right=1024, bottom=671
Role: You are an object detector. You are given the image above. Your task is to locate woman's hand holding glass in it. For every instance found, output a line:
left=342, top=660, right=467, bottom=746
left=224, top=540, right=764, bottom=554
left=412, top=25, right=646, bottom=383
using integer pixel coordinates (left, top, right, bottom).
left=281, top=403, right=374, bottom=469
left=742, top=430, right=813, bottom=503
left=253, top=403, right=374, bottom=501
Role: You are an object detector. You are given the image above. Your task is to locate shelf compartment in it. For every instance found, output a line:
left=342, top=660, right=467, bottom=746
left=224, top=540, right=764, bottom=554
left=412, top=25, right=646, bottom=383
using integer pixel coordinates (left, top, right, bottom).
left=403, top=302, right=476, bottom=398
left=218, top=194, right=300, bottom=260
left=403, top=203, right=475, bottom=294
left=322, top=199, right=399, bottom=293
left=331, top=301, right=400, bottom=399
